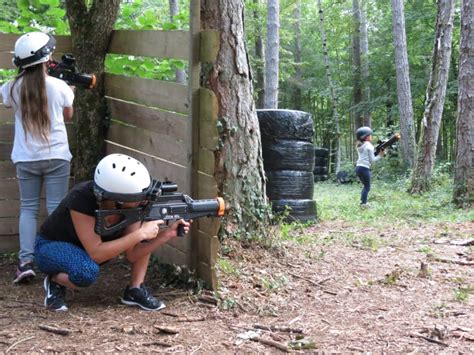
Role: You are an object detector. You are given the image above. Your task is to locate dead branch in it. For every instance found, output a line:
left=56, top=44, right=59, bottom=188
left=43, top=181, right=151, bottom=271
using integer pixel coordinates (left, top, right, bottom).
left=253, top=324, right=303, bottom=334
left=250, top=336, right=289, bottom=352
left=198, top=294, right=218, bottom=305
left=154, top=325, right=179, bottom=334
left=433, top=239, right=474, bottom=246
left=38, top=324, right=72, bottom=336
left=410, top=333, right=449, bottom=347
left=142, top=341, right=172, bottom=347
left=161, top=311, right=179, bottom=317
left=431, top=257, right=474, bottom=266
left=177, top=316, right=205, bottom=322
left=5, top=336, right=35, bottom=353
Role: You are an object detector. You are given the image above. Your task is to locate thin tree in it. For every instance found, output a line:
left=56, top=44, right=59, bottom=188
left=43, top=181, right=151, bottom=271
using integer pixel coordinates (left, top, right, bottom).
left=65, top=0, right=121, bottom=181
left=254, top=0, right=265, bottom=108
left=169, top=0, right=186, bottom=84
left=409, top=0, right=455, bottom=194
left=391, top=0, right=416, bottom=167
left=200, top=0, right=270, bottom=237
left=351, top=0, right=363, bottom=128
left=292, top=0, right=302, bottom=110
left=453, top=0, right=474, bottom=207
left=264, top=0, right=279, bottom=108
left=360, top=0, right=370, bottom=127
left=317, top=0, right=341, bottom=173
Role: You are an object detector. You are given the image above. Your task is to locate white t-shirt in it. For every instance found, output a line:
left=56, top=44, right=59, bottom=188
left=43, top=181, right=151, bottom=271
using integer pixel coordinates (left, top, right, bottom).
left=356, top=141, right=381, bottom=169
left=1, top=76, right=74, bottom=163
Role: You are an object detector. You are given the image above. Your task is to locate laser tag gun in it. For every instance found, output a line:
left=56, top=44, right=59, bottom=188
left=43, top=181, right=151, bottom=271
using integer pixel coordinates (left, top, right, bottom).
left=48, top=54, right=96, bottom=89
left=94, top=180, right=227, bottom=238
left=374, top=132, right=401, bottom=156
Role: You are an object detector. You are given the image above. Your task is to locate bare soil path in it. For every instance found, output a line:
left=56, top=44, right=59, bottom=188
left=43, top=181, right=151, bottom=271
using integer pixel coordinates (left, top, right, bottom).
left=1, top=220, right=473, bottom=353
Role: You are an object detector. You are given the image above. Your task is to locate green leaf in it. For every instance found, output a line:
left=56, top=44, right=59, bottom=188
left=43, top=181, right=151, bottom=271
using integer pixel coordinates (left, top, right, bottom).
left=16, top=0, right=29, bottom=10
left=40, top=0, right=60, bottom=6
left=45, top=8, right=66, bottom=18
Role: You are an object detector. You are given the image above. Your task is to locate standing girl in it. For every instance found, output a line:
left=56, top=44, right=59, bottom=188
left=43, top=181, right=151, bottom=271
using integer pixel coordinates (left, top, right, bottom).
left=355, top=126, right=384, bottom=208
left=1, top=32, right=75, bottom=283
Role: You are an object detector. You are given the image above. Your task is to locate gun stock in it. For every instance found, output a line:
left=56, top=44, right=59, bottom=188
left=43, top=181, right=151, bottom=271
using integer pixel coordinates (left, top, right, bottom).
left=375, top=132, right=401, bottom=156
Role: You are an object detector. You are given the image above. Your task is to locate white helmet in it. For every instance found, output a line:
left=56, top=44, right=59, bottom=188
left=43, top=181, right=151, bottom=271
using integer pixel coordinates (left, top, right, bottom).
left=93, top=154, right=152, bottom=202
left=13, top=32, right=56, bottom=69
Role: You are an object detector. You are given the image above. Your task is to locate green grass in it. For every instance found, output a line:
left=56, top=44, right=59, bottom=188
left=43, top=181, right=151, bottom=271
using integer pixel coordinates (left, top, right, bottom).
left=314, top=177, right=473, bottom=226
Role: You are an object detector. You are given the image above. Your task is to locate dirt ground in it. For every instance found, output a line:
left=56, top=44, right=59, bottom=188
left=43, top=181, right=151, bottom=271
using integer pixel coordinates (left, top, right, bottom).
left=1, top=220, right=473, bottom=353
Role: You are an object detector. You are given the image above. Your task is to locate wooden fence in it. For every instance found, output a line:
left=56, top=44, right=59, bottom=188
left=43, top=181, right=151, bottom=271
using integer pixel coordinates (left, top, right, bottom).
left=0, top=3, right=221, bottom=288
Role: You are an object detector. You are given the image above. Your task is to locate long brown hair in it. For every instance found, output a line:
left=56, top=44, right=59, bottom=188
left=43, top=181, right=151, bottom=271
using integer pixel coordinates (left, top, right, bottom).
left=10, top=63, right=50, bottom=143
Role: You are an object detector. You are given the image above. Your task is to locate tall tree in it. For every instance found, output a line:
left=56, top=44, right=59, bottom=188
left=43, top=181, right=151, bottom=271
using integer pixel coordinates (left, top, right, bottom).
left=253, top=0, right=265, bottom=108
left=360, top=0, right=370, bottom=127
left=264, top=0, right=279, bottom=108
left=201, top=0, right=270, bottom=237
left=65, top=0, right=121, bottom=181
left=391, top=0, right=416, bottom=167
left=351, top=0, right=363, bottom=128
left=318, top=0, right=341, bottom=173
left=453, top=0, right=474, bottom=207
left=169, top=0, right=186, bottom=84
left=409, top=0, right=455, bottom=194
left=292, top=0, right=302, bottom=110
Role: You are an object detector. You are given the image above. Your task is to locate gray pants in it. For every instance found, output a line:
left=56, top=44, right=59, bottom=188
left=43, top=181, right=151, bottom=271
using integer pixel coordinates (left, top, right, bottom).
left=15, top=159, right=70, bottom=263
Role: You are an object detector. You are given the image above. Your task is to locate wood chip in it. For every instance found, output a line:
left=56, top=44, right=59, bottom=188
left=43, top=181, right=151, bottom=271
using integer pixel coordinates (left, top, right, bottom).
left=154, top=325, right=179, bottom=334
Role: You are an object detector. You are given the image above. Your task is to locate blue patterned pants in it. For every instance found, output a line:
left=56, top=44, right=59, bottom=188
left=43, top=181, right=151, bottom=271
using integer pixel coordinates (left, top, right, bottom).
left=35, top=235, right=99, bottom=287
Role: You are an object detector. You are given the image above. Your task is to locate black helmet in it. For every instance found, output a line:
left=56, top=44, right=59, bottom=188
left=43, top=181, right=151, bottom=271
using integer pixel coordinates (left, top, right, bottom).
left=356, top=126, right=373, bottom=140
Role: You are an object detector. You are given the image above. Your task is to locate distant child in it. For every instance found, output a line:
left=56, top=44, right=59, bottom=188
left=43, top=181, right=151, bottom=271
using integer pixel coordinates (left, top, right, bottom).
left=355, top=127, right=384, bottom=208
left=1, top=32, right=75, bottom=283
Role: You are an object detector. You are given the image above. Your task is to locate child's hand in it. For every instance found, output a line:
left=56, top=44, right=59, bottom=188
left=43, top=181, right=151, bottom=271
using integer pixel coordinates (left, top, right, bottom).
left=140, top=220, right=165, bottom=241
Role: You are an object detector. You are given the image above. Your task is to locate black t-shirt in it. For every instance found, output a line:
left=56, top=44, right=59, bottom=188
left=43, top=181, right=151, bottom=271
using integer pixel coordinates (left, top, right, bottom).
left=40, top=181, right=98, bottom=248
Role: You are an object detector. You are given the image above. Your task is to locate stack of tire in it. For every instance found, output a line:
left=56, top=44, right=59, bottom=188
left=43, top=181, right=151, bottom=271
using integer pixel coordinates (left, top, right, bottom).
left=257, top=109, right=317, bottom=222
left=313, top=148, right=329, bottom=182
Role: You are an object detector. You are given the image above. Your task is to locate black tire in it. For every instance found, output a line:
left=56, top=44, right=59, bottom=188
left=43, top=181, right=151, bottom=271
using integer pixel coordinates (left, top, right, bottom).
left=336, top=170, right=353, bottom=184
left=262, top=140, right=314, bottom=171
left=313, top=166, right=328, bottom=175
left=314, top=147, right=329, bottom=158
left=266, top=170, right=314, bottom=200
left=314, top=156, right=328, bottom=167
left=271, top=199, right=317, bottom=222
left=257, top=109, right=314, bottom=142
left=314, top=174, right=329, bottom=182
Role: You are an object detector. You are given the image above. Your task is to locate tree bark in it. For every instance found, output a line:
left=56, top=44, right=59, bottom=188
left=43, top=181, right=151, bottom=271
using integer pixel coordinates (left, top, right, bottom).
left=254, top=0, right=265, bottom=109
left=409, top=0, right=455, bottom=194
left=391, top=0, right=416, bottom=167
left=264, top=0, right=279, bottom=109
left=200, top=0, right=270, bottom=237
left=169, top=0, right=186, bottom=84
left=352, top=0, right=363, bottom=128
left=65, top=0, right=121, bottom=181
left=453, top=0, right=474, bottom=207
left=318, top=0, right=341, bottom=173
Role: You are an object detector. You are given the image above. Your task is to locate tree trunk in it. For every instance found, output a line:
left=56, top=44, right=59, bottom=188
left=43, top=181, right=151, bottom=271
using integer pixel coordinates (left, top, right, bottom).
left=200, top=0, right=270, bottom=238
left=169, top=0, right=186, bottom=84
left=264, top=0, right=279, bottom=109
left=65, top=0, right=121, bottom=181
left=254, top=0, right=265, bottom=109
left=292, top=0, right=302, bottom=110
left=352, top=0, right=363, bottom=128
left=318, top=0, right=341, bottom=173
left=409, top=0, right=455, bottom=194
left=360, top=1, right=371, bottom=127
left=453, top=0, right=474, bottom=207
left=391, top=0, right=416, bottom=167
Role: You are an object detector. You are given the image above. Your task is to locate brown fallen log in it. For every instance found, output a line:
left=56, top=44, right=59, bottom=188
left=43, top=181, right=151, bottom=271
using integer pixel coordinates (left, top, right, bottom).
left=253, top=324, right=303, bottom=334
left=38, top=324, right=72, bottom=336
left=250, top=336, right=289, bottom=352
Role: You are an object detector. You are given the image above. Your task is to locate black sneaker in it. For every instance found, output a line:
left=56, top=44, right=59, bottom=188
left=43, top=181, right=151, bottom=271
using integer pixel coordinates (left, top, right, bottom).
left=121, top=284, right=165, bottom=311
left=13, top=260, right=36, bottom=284
left=44, top=275, right=68, bottom=311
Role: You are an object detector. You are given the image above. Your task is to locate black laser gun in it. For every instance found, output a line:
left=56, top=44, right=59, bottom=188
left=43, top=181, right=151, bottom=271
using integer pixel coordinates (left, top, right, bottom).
left=48, top=54, right=96, bottom=89
left=94, top=180, right=227, bottom=238
left=375, top=132, right=401, bottom=156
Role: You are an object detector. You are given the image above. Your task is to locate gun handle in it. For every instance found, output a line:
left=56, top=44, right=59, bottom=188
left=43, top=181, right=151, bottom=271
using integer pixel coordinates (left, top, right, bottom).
left=177, top=223, right=186, bottom=237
